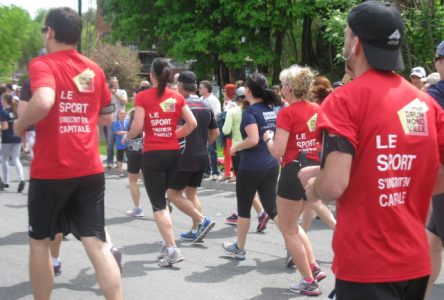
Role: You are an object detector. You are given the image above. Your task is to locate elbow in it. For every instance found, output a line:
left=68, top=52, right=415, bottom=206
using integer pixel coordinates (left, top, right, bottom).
left=321, top=179, right=349, bottom=200
left=190, top=119, right=198, bottom=129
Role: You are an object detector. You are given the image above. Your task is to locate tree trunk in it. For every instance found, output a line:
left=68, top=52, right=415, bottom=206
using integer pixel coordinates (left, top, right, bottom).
left=301, top=14, right=316, bottom=66
left=272, top=30, right=285, bottom=84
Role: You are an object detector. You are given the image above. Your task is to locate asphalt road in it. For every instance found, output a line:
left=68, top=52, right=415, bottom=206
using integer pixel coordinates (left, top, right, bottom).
left=0, top=158, right=443, bottom=299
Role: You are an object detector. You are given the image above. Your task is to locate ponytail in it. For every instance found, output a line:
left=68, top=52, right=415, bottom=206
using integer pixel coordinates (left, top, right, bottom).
left=263, top=89, right=283, bottom=107
left=151, top=58, right=172, bottom=98
left=1, top=94, right=17, bottom=118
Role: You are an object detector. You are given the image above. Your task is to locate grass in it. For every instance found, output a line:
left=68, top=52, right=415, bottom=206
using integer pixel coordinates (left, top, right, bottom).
left=99, top=141, right=107, bottom=156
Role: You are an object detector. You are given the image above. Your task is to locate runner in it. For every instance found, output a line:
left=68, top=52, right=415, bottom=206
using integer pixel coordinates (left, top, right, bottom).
left=222, top=73, right=282, bottom=260
left=13, top=7, right=122, bottom=299
left=304, top=2, right=444, bottom=299
left=166, top=71, right=218, bottom=242
left=264, top=65, right=328, bottom=296
left=123, top=58, right=197, bottom=267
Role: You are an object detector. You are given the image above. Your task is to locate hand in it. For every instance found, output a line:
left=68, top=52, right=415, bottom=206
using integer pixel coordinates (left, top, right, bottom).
left=263, top=130, right=274, bottom=142
left=298, top=166, right=321, bottom=186
left=121, top=134, right=128, bottom=144
left=230, top=145, right=238, bottom=156
left=305, top=177, right=318, bottom=202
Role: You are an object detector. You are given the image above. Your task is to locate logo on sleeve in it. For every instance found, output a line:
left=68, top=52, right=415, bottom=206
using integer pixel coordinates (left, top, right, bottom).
left=307, top=113, right=317, bottom=132
left=160, top=97, right=177, bottom=113
left=397, top=98, right=429, bottom=136
left=73, top=68, right=95, bottom=93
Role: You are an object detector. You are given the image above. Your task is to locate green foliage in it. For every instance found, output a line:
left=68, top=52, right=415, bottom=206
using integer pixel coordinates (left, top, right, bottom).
left=89, top=42, right=142, bottom=91
left=0, top=5, right=43, bottom=79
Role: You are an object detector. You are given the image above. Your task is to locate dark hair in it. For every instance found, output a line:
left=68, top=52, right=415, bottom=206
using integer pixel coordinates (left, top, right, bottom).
left=199, top=80, right=213, bottom=93
left=151, top=58, right=172, bottom=98
left=0, top=86, right=6, bottom=96
left=246, top=73, right=283, bottom=107
left=180, top=82, right=197, bottom=93
left=45, top=7, right=82, bottom=45
left=2, top=94, right=18, bottom=118
left=6, top=83, right=13, bottom=91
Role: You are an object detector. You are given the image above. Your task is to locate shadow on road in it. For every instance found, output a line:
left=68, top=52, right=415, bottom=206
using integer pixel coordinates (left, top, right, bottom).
left=203, top=226, right=236, bottom=240
left=0, top=231, right=27, bottom=246
left=247, top=287, right=306, bottom=299
left=5, top=204, right=27, bottom=209
left=0, top=281, right=32, bottom=300
left=185, top=259, right=255, bottom=283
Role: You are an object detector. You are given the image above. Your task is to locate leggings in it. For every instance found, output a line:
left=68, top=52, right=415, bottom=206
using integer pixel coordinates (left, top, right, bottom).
left=236, top=166, right=279, bottom=219
left=142, top=150, right=180, bottom=212
left=1, top=143, right=25, bottom=184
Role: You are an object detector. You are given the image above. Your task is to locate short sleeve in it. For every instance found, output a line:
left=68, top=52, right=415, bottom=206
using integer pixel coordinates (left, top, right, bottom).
left=0, top=111, right=7, bottom=122
left=428, top=84, right=444, bottom=109
left=20, top=79, right=32, bottom=102
left=112, top=121, right=119, bottom=133
left=29, top=58, right=56, bottom=92
left=276, top=108, right=292, bottom=132
left=316, top=92, right=359, bottom=150
left=242, top=109, right=257, bottom=127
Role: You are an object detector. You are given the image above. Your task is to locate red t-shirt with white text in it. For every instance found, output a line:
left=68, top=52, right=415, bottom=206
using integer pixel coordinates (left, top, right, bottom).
left=29, top=49, right=111, bottom=179
left=277, top=100, right=320, bottom=167
left=135, top=88, right=185, bottom=152
left=317, top=69, right=444, bottom=283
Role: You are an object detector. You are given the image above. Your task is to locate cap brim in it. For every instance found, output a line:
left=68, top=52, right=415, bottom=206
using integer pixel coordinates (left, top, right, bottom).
left=362, top=42, right=404, bottom=71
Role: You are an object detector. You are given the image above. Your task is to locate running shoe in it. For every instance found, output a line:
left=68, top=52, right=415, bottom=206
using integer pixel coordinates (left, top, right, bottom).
left=0, top=178, right=4, bottom=191
left=194, top=217, right=215, bottom=242
left=225, top=213, right=238, bottom=225
left=289, top=278, right=321, bottom=296
left=119, top=172, right=124, bottom=178
left=227, top=176, right=237, bottom=183
left=18, top=180, right=25, bottom=193
left=126, top=207, right=144, bottom=217
left=53, top=262, right=62, bottom=276
left=222, top=241, right=246, bottom=260
left=286, top=250, right=295, bottom=268
left=312, top=265, right=327, bottom=282
left=111, top=246, right=123, bottom=273
left=180, top=230, right=198, bottom=241
left=211, top=175, right=218, bottom=181
left=157, top=245, right=167, bottom=260
left=256, top=212, right=270, bottom=232
left=158, top=248, right=184, bottom=267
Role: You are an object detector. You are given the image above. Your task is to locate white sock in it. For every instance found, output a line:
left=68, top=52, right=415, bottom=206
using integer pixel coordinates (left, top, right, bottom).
left=167, top=246, right=176, bottom=255
left=107, top=243, right=114, bottom=250
left=258, top=211, right=265, bottom=218
left=51, top=257, right=60, bottom=266
left=191, top=229, right=197, bottom=234
left=162, top=241, right=166, bottom=247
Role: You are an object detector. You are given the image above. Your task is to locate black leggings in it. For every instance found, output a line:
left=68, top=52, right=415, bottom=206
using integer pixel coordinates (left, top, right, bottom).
left=142, top=150, right=180, bottom=212
left=236, top=167, right=279, bottom=219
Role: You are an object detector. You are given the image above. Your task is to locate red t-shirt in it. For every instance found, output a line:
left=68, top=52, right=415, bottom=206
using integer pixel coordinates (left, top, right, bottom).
left=135, top=88, right=185, bottom=152
left=277, top=100, right=320, bottom=167
left=29, top=49, right=110, bottom=179
left=317, top=69, right=444, bottom=283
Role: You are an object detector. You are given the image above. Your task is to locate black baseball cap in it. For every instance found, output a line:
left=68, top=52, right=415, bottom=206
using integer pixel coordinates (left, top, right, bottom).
left=177, top=71, right=197, bottom=84
left=348, top=1, right=404, bottom=71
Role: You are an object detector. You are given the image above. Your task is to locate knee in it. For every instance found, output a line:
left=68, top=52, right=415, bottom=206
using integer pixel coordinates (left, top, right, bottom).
left=279, top=221, right=299, bottom=236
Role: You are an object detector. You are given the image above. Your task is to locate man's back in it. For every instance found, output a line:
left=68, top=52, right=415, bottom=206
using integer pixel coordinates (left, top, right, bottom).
left=318, top=69, right=444, bottom=282
left=29, top=49, right=110, bottom=179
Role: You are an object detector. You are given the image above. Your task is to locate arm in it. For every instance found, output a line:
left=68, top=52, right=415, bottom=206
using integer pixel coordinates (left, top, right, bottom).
left=208, top=128, right=220, bottom=145
left=124, top=106, right=144, bottom=142
left=98, top=113, right=112, bottom=126
left=264, top=127, right=289, bottom=159
left=222, top=110, right=233, bottom=136
left=176, top=105, right=197, bottom=138
left=230, top=123, right=259, bottom=155
left=1, top=121, right=7, bottom=131
left=307, top=151, right=352, bottom=202
left=114, top=89, right=128, bottom=105
left=14, top=87, right=55, bottom=135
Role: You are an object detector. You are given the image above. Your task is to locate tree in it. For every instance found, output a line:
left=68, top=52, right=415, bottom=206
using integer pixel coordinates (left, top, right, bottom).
left=89, top=42, right=142, bottom=91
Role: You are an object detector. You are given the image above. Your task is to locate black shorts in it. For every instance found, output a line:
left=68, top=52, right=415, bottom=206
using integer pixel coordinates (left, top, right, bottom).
left=28, top=173, right=106, bottom=242
left=169, top=170, right=204, bottom=191
left=427, top=193, right=444, bottom=246
left=116, top=149, right=127, bottom=162
left=277, top=162, right=307, bottom=200
left=127, top=150, right=142, bottom=174
left=335, top=276, right=429, bottom=300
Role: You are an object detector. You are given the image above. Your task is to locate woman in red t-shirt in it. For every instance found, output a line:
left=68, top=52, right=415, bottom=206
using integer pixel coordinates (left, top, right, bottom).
left=264, top=65, right=330, bottom=295
left=125, top=58, right=197, bottom=267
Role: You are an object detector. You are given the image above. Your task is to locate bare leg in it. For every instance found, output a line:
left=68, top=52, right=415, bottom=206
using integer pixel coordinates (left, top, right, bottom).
left=185, top=186, right=201, bottom=229
left=29, top=238, right=53, bottom=300
left=49, top=233, right=63, bottom=259
left=425, top=231, right=443, bottom=300
left=166, top=189, right=204, bottom=224
left=117, top=161, right=123, bottom=174
left=153, top=209, right=176, bottom=247
left=309, top=200, right=336, bottom=230
left=277, top=196, right=313, bottom=279
left=128, top=173, right=141, bottom=208
left=236, top=217, right=250, bottom=249
left=301, top=206, right=315, bottom=232
left=81, top=236, right=122, bottom=300
left=252, top=193, right=264, bottom=215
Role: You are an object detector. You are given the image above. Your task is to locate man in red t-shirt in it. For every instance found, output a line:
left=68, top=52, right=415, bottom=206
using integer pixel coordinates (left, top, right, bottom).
left=304, top=2, right=444, bottom=299
left=14, top=8, right=122, bottom=300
